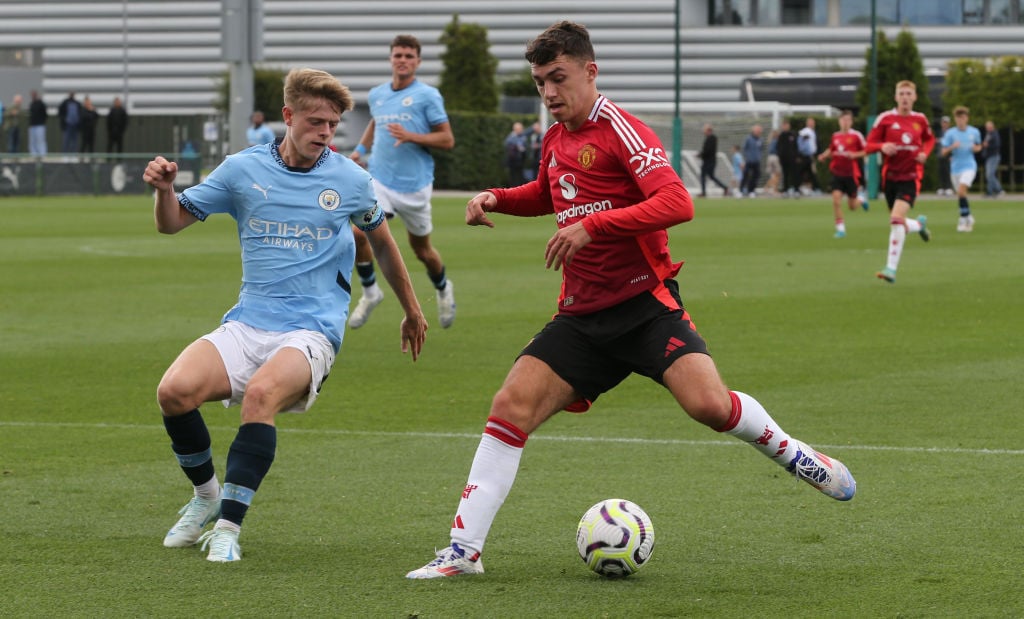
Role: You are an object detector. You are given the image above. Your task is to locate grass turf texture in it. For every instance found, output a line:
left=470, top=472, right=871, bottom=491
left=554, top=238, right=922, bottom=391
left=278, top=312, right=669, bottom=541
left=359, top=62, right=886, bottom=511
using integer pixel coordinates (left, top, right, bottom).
left=1, top=193, right=1022, bottom=617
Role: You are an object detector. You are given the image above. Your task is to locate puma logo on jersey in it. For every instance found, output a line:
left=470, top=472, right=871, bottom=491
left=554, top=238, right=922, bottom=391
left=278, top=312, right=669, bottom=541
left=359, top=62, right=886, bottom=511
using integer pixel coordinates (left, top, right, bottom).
left=252, top=183, right=271, bottom=199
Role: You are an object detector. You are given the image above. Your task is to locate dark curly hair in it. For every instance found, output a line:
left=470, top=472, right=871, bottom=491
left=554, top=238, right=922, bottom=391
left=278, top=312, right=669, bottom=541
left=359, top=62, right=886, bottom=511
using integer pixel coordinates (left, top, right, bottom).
left=525, top=21, right=595, bottom=66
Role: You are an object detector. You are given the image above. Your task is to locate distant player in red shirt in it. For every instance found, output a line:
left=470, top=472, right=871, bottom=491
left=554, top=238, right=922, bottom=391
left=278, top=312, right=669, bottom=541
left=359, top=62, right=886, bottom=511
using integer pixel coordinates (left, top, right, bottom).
left=866, top=80, right=935, bottom=283
left=406, top=20, right=856, bottom=580
left=818, top=109, right=867, bottom=238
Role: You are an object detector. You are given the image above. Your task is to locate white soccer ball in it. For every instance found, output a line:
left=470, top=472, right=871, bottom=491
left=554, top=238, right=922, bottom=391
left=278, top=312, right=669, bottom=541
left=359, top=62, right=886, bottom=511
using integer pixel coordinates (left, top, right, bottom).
left=575, top=498, right=655, bottom=577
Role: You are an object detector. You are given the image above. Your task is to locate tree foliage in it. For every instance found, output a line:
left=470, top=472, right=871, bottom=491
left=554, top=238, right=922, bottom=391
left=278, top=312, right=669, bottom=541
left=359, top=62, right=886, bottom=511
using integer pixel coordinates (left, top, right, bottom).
left=213, top=67, right=288, bottom=120
left=855, top=29, right=931, bottom=124
left=438, top=14, right=500, bottom=112
left=501, top=66, right=539, bottom=97
left=945, top=56, right=1024, bottom=128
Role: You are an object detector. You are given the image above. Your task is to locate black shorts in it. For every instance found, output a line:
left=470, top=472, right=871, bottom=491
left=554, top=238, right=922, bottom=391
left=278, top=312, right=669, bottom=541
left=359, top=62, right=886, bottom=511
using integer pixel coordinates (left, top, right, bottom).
left=519, top=280, right=710, bottom=405
left=884, top=180, right=918, bottom=209
left=830, top=175, right=859, bottom=197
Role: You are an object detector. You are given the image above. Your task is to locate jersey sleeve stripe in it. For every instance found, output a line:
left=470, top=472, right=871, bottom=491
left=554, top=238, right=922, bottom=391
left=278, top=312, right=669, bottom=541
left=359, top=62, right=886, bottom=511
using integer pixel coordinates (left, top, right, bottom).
left=597, top=101, right=645, bottom=154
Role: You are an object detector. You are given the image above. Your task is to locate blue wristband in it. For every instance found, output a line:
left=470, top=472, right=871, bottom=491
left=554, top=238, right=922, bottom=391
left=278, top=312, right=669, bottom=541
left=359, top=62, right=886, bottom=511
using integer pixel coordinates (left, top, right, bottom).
left=354, top=143, right=367, bottom=156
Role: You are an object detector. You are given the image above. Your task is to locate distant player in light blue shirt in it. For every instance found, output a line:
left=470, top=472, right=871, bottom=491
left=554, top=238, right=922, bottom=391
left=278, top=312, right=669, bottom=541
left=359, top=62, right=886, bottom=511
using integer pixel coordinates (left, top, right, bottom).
left=348, top=34, right=457, bottom=330
left=245, top=110, right=276, bottom=146
left=940, top=105, right=983, bottom=232
left=142, top=68, right=428, bottom=562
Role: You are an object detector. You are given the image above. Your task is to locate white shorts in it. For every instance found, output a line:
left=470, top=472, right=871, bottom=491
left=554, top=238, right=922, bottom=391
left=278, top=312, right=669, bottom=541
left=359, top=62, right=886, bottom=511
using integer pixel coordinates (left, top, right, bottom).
left=952, top=169, right=976, bottom=189
left=200, top=321, right=336, bottom=413
left=372, top=180, right=434, bottom=236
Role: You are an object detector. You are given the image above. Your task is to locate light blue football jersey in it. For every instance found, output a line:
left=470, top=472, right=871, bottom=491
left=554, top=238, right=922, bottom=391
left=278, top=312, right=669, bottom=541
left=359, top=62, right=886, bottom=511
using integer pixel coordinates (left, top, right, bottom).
left=941, top=125, right=982, bottom=174
left=367, top=79, right=449, bottom=192
left=178, top=142, right=385, bottom=352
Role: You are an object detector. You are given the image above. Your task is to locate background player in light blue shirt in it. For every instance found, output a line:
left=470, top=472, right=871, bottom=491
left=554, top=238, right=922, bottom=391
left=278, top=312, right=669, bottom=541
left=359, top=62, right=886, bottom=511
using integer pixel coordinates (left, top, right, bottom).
left=143, top=68, right=428, bottom=562
left=940, top=105, right=982, bottom=232
left=348, top=34, right=457, bottom=330
left=245, top=110, right=276, bottom=146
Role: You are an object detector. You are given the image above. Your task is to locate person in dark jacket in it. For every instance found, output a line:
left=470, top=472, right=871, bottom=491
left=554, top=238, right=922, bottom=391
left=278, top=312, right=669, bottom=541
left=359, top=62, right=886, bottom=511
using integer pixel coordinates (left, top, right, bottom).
left=28, top=90, right=48, bottom=156
left=107, top=96, right=129, bottom=154
left=697, top=123, right=729, bottom=197
left=981, top=120, right=1004, bottom=197
left=776, top=120, right=799, bottom=197
left=79, top=96, right=100, bottom=153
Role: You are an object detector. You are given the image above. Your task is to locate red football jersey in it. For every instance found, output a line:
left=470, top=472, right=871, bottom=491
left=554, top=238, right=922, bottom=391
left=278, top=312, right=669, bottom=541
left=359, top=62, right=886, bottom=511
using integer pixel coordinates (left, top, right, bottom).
left=827, top=129, right=866, bottom=180
left=866, top=108, right=935, bottom=182
left=489, top=96, right=694, bottom=316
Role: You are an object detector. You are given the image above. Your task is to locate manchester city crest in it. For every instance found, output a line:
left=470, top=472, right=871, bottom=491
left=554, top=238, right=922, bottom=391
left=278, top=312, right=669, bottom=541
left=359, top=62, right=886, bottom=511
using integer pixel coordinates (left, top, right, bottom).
left=319, top=189, right=341, bottom=211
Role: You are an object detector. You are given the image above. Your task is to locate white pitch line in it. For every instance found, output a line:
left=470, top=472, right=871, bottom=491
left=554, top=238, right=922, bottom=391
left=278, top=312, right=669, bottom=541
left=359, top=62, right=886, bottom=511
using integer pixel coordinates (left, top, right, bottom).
left=2, top=420, right=1023, bottom=456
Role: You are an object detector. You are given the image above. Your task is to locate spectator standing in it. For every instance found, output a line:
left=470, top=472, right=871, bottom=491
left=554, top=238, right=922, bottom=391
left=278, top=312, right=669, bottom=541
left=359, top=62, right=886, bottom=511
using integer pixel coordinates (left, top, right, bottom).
left=107, top=96, right=129, bottom=154
left=730, top=144, right=743, bottom=196
left=28, top=90, right=47, bottom=156
left=797, top=118, right=821, bottom=194
left=776, top=120, right=799, bottom=197
left=697, top=123, right=729, bottom=197
left=347, top=33, right=456, bottom=330
left=936, top=115, right=953, bottom=195
left=3, top=94, right=24, bottom=153
left=523, top=121, right=544, bottom=181
left=58, top=92, right=82, bottom=153
left=503, top=121, right=526, bottom=186
left=763, top=129, right=781, bottom=196
left=79, top=96, right=99, bottom=153
left=981, top=120, right=1005, bottom=197
left=245, top=110, right=276, bottom=146
left=740, top=124, right=763, bottom=197
left=866, top=80, right=935, bottom=284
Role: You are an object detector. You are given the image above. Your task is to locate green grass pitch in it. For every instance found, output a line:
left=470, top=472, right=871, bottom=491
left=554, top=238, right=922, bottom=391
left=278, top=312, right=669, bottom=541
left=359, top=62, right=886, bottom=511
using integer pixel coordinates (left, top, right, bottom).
left=1, top=191, right=1022, bottom=617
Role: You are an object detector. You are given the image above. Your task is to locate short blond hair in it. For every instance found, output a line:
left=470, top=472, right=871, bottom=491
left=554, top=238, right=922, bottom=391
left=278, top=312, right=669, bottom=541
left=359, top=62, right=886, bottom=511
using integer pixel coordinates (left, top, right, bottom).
left=895, top=80, right=917, bottom=92
left=953, top=105, right=969, bottom=117
left=283, top=68, right=353, bottom=116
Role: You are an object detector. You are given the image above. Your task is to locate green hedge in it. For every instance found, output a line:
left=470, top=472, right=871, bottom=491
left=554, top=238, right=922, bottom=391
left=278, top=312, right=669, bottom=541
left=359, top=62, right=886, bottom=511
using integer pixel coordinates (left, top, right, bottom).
left=434, top=110, right=538, bottom=190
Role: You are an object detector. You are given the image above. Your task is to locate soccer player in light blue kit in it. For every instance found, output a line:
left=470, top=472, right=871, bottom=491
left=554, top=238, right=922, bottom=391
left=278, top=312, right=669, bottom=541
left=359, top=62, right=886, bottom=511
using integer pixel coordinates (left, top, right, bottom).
left=348, top=34, right=457, bottom=329
left=245, top=110, right=276, bottom=146
left=143, top=68, right=428, bottom=562
left=939, top=105, right=983, bottom=232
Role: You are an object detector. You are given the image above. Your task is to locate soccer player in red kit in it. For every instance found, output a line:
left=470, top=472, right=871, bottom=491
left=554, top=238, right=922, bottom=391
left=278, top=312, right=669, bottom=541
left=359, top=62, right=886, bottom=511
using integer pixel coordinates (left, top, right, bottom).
left=406, top=21, right=856, bottom=580
left=866, top=80, right=935, bottom=283
left=818, top=109, right=867, bottom=238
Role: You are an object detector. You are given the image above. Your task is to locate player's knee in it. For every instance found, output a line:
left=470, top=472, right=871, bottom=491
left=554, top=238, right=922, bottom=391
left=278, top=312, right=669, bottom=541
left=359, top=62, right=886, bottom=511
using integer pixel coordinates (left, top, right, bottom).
left=413, top=246, right=436, bottom=265
left=156, top=378, right=196, bottom=415
left=489, top=389, right=542, bottom=434
left=682, top=393, right=731, bottom=429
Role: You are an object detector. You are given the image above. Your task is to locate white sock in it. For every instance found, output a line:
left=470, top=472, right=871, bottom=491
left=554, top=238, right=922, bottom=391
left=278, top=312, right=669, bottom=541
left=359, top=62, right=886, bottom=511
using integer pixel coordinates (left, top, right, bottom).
left=836, top=220, right=846, bottom=233
left=213, top=519, right=240, bottom=533
left=720, top=391, right=797, bottom=465
left=195, top=476, right=220, bottom=500
left=363, top=282, right=381, bottom=298
left=904, top=217, right=921, bottom=233
left=450, top=421, right=526, bottom=556
left=886, top=222, right=906, bottom=271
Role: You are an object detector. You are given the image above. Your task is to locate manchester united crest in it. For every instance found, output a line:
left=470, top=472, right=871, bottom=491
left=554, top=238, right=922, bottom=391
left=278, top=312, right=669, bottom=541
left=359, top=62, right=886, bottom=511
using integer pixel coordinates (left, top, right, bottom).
left=577, top=144, right=597, bottom=170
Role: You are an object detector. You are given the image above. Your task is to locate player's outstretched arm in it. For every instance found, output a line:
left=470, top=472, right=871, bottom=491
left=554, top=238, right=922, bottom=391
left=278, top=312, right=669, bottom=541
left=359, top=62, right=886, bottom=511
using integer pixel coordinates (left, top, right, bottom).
left=144, top=155, right=197, bottom=234
left=365, top=220, right=428, bottom=360
left=466, top=191, right=497, bottom=228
